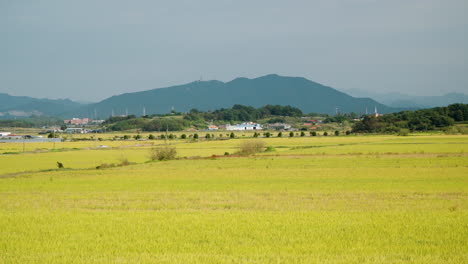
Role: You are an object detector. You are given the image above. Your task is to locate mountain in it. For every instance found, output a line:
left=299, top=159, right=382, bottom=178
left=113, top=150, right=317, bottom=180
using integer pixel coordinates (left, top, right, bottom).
left=342, top=88, right=468, bottom=109
left=0, top=93, right=84, bottom=119
left=69, top=74, right=398, bottom=118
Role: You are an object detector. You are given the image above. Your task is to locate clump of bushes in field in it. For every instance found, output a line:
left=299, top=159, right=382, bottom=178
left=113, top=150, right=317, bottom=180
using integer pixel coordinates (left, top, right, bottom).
left=96, top=158, right=135, bottom=169
left=150, top=146, right=177, bottom=161
left=237, top=139, right=266, bottom=155
left=444, top=126, right=468, bottom=135
left=264, top=146, right=276, bottom=152
left=397, top=128, right=410, bottom=136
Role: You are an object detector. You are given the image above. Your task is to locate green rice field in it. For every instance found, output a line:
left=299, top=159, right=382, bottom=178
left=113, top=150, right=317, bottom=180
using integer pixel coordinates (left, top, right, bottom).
left=0, top=135, right=467, bottom=263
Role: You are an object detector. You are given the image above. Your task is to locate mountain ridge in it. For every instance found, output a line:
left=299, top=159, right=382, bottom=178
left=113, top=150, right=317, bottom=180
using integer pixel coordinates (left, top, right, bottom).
left=68, top=74, right=399, bottom=118
left=0, top=93, right=84, bottom=118
left=341, top=88, right=468, bottom=108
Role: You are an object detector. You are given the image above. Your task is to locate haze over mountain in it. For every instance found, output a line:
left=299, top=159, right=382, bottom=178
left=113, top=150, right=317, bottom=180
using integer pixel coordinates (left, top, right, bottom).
left=342, top=88, right=468, bottom=109
left=67, top=74, right=397, bottom=118
left=0, top=93, right=83, bottom=119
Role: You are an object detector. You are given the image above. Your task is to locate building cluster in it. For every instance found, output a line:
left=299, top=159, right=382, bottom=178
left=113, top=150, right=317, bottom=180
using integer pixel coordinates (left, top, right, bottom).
left=225, top=122, right=263, bottom=131
left=0, top=132, right=45, bottom=140
left=63, top=118, right=105, bottom=126
left=64, top=118, right=89, bottom=125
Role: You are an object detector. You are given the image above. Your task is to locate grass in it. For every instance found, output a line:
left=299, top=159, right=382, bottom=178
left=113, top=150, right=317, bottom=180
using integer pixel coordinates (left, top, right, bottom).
left=0, top=135, right=467, bottom=263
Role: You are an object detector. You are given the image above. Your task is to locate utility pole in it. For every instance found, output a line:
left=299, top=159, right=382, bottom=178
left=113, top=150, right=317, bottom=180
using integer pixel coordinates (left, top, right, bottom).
left=53, top=130, right=56, bottom=149
left=165, top=124, right=169, bottom=145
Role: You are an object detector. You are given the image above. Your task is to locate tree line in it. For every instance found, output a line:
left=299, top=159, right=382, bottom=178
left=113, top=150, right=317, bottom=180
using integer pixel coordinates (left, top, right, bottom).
left=184, top=104, right=303, bottom=122
left=352, top=104, right=467, bottom=133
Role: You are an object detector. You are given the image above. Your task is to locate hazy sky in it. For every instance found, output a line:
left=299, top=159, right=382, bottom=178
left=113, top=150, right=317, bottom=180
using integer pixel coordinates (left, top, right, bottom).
left=1, top=0, right=467, bottom=101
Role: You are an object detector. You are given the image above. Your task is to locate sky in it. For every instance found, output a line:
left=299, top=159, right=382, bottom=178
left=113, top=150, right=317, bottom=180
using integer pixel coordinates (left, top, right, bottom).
left=1, top=0, right=467, bottom=102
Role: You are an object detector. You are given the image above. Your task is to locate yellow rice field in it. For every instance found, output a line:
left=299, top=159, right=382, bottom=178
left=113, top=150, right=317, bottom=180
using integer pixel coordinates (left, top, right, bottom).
left=0, top=135, right=467, bottom=263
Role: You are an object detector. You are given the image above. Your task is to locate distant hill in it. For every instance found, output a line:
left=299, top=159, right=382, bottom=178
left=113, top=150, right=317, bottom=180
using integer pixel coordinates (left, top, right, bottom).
left=69, top=74, right=399, bottom=118
left=342, top=89, right=468, bottom=109
left=0, top=93, right=84, bottom=119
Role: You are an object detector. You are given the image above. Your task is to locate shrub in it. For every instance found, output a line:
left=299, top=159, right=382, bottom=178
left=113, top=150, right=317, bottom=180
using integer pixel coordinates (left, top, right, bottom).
left=458, top=126, right=468, bottom=135
left=119, top=158, right=132, bottom=166
left=224, top=152, right=230, bottom=156
left=96, top=163, right=114, bottom=169
left=205, top=133, right=211, bottom=139
left=334, top=130, right=339, bottom=136
left=264, top=146, right=276, bottom=152
left=398, top=128, right=410, bottom=136
left=444, top=126, right=468, bottom=135
left=181, top=134, right=187, bottom=139
left=323, top=132, right=328, bottom=136
left=253, top=132, right=259, bottom=138
left=278, top=132, right=282, bottom=137
left=238, top=139, right=266, bottom=155
left=149, top=146, right=177, bottom=161
left=300, top=131, right=305, bottom=137
left=264, top=132, right=271, bottom=138
left=345, top=130, right=351, bottom=135
left=289, top=131, right=294, bottom=137
left=123, top=135, right=130, bottom=140
left=311, top=131, right=317, bottom=136
left=193, top=133, right=199, bottom=139
left=148, top=134, right=155, bottom=140
left=230, top=132, right=235, bottom=138
left=56, top=161, right=64, bottom=169
left=48, top=132, right=59, bottom=138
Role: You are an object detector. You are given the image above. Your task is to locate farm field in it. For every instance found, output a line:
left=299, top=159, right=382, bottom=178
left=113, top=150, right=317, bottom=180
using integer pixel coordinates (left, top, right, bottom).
left=0, top=135, right=467, bottom=263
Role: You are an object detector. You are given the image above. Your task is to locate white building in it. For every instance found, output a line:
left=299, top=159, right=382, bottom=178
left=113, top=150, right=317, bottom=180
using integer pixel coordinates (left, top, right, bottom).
left=226, top=122, right=263, bottom=131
